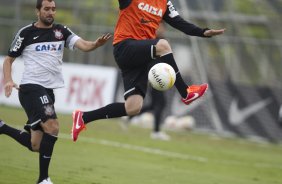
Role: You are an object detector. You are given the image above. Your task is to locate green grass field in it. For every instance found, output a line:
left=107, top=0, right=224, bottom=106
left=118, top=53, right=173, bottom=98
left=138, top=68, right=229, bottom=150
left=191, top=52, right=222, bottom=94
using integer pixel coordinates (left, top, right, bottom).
left=0, top=105, right=282, bottom=184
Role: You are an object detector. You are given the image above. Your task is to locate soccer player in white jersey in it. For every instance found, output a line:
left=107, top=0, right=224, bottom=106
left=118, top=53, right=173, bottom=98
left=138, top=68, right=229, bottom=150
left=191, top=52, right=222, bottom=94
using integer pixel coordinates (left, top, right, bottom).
left=0, top=0, right=111, bottom=183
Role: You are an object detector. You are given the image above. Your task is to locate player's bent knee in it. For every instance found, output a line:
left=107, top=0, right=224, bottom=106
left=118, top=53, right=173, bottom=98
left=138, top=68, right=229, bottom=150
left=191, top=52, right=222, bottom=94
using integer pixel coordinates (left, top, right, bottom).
left=125, top=103, right=142, bottom=116
left=41, top=119, right=59, bottom=136
left=125, top=95, right=143, bottom=116
left=156, top=39, right=172, bottom=55
left=126, top=106, right=142, bottom=116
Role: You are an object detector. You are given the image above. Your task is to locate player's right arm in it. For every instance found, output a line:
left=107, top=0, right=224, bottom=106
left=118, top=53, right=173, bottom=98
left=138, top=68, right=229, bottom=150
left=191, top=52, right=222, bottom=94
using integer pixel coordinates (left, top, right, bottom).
left=3, top=56, right=18, bottom=98
left=3, top=27, right=26, bottom=97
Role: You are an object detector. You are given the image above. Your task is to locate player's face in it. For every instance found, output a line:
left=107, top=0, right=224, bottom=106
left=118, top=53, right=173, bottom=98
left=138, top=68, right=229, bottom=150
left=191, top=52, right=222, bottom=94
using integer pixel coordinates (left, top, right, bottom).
left=38, top=1, right=56, bottom=26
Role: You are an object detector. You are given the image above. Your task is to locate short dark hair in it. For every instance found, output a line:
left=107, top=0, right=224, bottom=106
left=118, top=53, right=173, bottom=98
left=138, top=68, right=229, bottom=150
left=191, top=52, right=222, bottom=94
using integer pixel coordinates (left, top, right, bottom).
left=36, top=0, right=54, bottom=10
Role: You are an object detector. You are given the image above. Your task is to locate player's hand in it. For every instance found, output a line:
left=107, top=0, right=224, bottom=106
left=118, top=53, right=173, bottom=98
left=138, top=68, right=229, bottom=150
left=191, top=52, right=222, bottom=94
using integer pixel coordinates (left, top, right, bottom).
left=4, top=81, right=19, bottom=97
left=204, top=29, right=225, bottom=37
left=94, top=33, right=112, bottom=48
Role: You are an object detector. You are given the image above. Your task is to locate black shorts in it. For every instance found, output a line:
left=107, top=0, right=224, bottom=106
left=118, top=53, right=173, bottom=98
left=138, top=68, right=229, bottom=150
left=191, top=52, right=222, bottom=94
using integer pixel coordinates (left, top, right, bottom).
left=113, top=39, right=160, bottom=99
left=18, top=84, right=57, bottom=132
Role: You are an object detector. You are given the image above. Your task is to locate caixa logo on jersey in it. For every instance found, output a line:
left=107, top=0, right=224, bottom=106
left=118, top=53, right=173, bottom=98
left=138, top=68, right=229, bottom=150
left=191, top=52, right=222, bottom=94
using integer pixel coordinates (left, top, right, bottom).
left=11, top=36, right=24, bottom=52
left=35, top=43, right=63, bottom=52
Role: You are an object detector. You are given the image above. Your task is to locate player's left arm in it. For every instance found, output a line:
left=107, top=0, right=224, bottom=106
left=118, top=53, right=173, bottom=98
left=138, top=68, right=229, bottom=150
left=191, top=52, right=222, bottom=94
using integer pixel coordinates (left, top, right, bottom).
left=163, top=1, right=225, bottom=37
left=74, top=33, right=112, bottom=52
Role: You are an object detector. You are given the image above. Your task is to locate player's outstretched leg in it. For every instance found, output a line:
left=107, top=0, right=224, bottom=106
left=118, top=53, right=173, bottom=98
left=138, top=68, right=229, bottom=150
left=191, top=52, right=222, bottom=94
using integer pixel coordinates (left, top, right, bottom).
left=181, top=83, right=208, bottom=105
left=0, top=119, right=33, bottom=150
left=71, top=110, right=86, bottom=142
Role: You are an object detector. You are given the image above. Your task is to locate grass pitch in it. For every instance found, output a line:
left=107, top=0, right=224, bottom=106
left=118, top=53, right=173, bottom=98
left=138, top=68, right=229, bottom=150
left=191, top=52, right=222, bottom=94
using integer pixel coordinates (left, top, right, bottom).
left=0, top=105, right=282, bottom=184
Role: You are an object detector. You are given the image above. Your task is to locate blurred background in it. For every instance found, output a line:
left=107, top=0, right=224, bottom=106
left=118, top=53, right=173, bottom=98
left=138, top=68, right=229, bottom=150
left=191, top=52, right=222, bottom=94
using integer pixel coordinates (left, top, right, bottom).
left=0, top=0, right=281, bottom=142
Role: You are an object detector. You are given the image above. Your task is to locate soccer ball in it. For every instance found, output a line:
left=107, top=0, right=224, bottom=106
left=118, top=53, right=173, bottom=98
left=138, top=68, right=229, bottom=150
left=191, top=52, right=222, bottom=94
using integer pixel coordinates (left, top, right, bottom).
left=148, top=63, right=176, bottom=91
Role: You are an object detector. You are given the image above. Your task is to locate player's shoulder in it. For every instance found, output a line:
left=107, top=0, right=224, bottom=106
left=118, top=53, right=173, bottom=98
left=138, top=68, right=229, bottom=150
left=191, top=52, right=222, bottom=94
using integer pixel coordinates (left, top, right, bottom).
left=53, top=23, right=69, bottom=30
left=16, top=23, right=34, bottom=35
left=52, top=23, right=74, bottom=34
left=52, top=23, right=77, bottom=39
left=53, top=23, right=64, bottom=28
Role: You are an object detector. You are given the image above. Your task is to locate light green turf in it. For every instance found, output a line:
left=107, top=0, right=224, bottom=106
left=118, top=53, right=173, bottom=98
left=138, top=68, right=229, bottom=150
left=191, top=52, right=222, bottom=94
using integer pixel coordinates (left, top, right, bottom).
left=0, top=105, right=282, bottom=184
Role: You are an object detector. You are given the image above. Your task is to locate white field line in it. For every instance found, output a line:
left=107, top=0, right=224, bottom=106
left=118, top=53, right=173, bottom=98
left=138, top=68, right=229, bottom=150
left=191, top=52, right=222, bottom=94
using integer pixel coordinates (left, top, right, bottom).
left=59, top=133, right=282, bottom=170
left=60, top=133, right=207, bottom=162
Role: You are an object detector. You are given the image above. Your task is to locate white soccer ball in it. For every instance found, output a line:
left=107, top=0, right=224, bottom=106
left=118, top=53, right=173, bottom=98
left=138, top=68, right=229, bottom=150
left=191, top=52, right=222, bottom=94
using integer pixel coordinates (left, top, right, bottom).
left=148, top=63, right=176, bottom=91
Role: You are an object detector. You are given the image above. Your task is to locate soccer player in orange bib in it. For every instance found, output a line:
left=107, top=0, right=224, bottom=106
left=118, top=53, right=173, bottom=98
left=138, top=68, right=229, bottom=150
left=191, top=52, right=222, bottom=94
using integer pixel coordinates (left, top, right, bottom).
left=72, top=0, right=225, bottom=142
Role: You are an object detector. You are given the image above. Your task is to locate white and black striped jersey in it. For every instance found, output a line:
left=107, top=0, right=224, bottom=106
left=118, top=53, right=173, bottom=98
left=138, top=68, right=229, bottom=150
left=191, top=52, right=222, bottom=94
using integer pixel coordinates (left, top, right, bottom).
left=8, top=23, right=80, bottom=89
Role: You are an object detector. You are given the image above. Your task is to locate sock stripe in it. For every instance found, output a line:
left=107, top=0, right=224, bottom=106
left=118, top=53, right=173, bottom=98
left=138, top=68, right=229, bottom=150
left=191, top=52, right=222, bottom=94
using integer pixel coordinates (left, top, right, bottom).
left=29, top=119, right=41, bottom=127
left=151, top=45, right=155, bottom=59
left=124, top=87, right=136, bottom=97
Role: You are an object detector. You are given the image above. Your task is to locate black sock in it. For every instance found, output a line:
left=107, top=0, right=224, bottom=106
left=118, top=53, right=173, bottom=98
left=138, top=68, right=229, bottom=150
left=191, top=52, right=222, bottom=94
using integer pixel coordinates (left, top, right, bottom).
left=159, top=53, right=188, bottom=98
left=153, top=107, right=163, bottom=133
left=38, top=133, right=57, bottom=182
left=0, top=124, right=32, bottom=151
left=83, top=103, right=127, bottom=124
